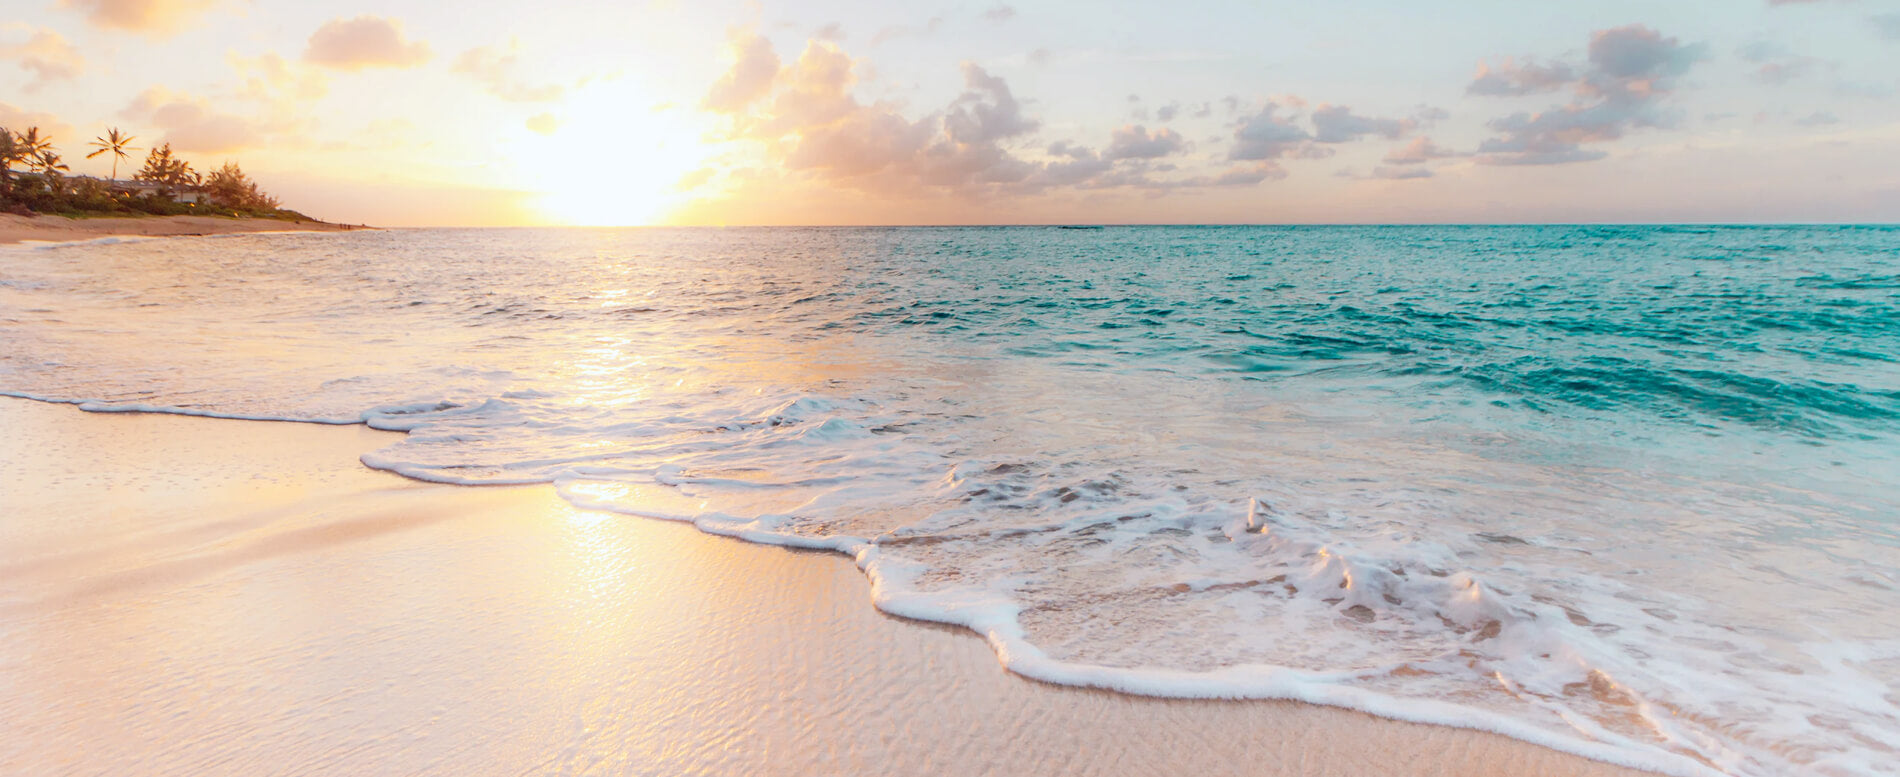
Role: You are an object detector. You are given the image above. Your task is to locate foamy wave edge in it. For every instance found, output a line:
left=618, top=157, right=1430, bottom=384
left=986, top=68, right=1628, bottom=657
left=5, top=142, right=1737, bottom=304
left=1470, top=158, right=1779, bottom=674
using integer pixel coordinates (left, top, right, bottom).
left=8, top=392, right=1726, bottom=777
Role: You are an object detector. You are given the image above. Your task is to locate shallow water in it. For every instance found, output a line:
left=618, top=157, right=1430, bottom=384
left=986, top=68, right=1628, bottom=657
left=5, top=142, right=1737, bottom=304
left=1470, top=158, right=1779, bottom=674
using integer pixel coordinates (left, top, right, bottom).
left=3, top=226, right=1897, bottom=776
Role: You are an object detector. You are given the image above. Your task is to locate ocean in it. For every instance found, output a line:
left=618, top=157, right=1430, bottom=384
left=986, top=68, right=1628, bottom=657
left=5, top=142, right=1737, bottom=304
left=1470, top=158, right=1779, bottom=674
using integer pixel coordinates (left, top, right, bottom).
left=3, top=225, right=1896, bottom=776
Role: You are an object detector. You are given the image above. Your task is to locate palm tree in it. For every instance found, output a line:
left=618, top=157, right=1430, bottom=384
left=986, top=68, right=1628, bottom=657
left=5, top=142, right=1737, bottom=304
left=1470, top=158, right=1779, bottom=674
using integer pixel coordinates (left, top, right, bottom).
left=86, top=128, right=139, bottom=183
left=35, top=150, right=69, bottom=176
left=34, top=149, right=71, bottom=197
left=2, top=128, right=53, bottom=199
left=0, top=129, right=25, bottom=195
left=15, top=127, right=50, bottom=160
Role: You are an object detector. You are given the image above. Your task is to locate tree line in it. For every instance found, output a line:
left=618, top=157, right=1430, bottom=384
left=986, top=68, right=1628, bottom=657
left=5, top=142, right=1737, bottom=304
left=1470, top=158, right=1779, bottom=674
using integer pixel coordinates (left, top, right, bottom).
left=1, top=125, right=311, bottom=220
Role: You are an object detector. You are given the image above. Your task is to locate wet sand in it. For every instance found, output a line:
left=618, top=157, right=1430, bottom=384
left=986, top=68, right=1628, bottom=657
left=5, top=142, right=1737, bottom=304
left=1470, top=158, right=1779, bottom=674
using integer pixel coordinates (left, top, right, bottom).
left=0, top=213, right=363, bottom=245
left=0, top=397, right=1653, bottom=777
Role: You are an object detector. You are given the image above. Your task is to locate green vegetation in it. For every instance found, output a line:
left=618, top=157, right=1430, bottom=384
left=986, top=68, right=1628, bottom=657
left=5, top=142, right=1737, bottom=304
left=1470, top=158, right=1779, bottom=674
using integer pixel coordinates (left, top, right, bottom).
left=0, top=126, right=316, bottom=221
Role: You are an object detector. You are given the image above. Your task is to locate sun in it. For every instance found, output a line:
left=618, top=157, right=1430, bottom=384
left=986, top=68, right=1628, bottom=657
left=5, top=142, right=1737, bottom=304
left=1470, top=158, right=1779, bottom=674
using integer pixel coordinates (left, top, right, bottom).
left=515, top=81, right=714, bottom=227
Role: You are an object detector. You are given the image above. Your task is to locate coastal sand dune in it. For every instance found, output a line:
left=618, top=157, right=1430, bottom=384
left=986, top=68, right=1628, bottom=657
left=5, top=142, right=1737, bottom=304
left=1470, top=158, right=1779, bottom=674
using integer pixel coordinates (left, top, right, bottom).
left=0, top=213, right=363, bottom=245
left=0, top=397, right=1649, bottom=777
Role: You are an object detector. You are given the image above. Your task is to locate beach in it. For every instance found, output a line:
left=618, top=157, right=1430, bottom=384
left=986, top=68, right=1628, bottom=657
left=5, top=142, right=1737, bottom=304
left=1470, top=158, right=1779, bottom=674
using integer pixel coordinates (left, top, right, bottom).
left=0, top=213, right=363, bottom=245
left=5, top=225, right=1888, bottom=775
left=0, top=396, right=1654, bottom=776
left=9, top=1, right=1894, bottom=772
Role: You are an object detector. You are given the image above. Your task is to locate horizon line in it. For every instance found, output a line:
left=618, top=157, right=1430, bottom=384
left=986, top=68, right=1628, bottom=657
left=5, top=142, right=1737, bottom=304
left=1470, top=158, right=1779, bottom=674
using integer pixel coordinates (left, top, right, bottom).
left=398, top=221, right=1900, bottom=229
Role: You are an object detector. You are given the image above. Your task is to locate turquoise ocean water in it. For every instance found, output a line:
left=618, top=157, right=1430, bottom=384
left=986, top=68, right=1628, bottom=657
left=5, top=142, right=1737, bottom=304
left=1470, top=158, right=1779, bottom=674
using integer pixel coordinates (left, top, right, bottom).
left=3, top=225, right=1896, bottom=775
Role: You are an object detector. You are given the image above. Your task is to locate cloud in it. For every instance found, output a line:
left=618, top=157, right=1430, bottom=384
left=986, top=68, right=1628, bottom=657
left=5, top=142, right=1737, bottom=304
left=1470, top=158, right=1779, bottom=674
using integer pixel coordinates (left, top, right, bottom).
left=1046, top=140, right=1091, bottom=159
left=983, top=5, right=1017, bottom=22
left=1471, top=25, right=1706, bottom=166
left=1371, top=166, right=1433, bottom=180
left=703, top=29, right=781, bottom=113
left=0, top=102, right=74, bottom=140
left=1794, top=110, right=1840, bottom=126
left=454, top=40, right=565, bottom=102
left=696, top=33, right=1343, bottom=210
left=1580, top=25, right=1704, bottom=97
left=228, top=52, right=327, bottom=104
left=303, top=15, right=431, bottom=71
left=1466, top=58, right=1575, bottom=97
left=1310, top=104, right=1412, bottom=143
left=813, top=23, right=845, bottom=42
left=945, top=63, right=1038, bottom=144
left=701, top=35, right=1289, bottom=203
left=1103, top=125, right=1184, bottom=160
left=1228, top=103, right=1322, bottom=160
left=1477, top=145, right=1606, bottom=166
left=1034, top=144, right=1113, bottom=186
left=119, top=86, right=264, bottom=152
left=1209, top=162, right=1285, bottom=186
left=0, top=25, right=83, bottom=91
left=1382, top=136, right=1462, bottom=165
left=1475, top=109, right=1615, bottom=165
left=525, top=112, right=560, bottom=135
left=705, top=39, right=971, bottom=186
left=55, top=0, right=215, bottom=36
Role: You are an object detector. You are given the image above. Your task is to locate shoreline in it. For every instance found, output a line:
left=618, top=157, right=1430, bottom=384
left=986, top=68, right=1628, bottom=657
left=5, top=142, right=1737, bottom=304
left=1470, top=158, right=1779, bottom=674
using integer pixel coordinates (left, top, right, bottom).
left=0, top=213, right=369, bottom=245
left=0, top=396, right=1657, bottom=777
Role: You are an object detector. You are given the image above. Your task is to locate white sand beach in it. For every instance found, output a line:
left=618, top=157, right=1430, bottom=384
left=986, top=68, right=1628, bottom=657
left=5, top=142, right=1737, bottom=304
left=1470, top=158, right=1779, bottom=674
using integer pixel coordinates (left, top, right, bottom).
left=0, top=397, right=1653, bottom=777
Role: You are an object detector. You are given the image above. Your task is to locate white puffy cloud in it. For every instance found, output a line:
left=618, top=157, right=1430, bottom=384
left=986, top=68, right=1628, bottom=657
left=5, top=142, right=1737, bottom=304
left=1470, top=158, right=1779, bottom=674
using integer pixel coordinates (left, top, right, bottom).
left=0, top=25, right=84, bottom=91
left=303, top=16, right=431, bottom=71
left=702, top=29, right=781, bottom=113
left=56, top=0, right=215, bottom=36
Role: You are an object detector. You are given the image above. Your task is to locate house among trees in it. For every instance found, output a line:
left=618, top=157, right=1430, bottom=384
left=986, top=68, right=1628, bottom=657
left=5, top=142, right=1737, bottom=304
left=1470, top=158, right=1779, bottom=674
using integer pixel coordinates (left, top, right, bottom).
left=107, top=178, right=209, bottom=204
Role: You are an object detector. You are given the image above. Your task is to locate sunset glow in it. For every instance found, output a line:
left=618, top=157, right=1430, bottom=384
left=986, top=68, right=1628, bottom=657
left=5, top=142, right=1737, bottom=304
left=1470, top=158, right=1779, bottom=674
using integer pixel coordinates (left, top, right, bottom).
left=515, top=81, right=715, bottom=226
left=3, top=2, right=1897, bottom=225
left=8, top=5, right=1900, bottom=773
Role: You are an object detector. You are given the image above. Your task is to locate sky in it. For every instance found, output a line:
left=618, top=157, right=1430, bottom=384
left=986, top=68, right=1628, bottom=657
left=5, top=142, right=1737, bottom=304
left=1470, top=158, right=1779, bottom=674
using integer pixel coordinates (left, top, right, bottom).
left=3, top=0, right=1898, bottom=226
